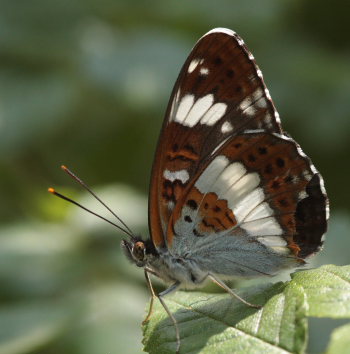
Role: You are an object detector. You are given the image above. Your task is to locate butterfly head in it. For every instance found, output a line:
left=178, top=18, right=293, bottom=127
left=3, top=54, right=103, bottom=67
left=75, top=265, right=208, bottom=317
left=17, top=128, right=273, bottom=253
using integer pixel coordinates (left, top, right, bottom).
left=121, top=237, right=157, bottom=267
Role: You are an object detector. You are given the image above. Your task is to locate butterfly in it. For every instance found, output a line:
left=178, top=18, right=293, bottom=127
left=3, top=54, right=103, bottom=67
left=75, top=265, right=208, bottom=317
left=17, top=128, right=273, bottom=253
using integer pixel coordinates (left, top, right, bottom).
left=50, top=27, right=329, bottom=354
left=120, top=28, right=328, bottom=353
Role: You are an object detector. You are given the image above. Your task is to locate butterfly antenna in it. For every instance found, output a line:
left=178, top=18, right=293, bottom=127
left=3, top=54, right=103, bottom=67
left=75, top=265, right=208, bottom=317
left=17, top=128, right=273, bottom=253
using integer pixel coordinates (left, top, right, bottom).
left=59, top=165, right=134, bottom=236
left=48, top=187, right=134, bottom=238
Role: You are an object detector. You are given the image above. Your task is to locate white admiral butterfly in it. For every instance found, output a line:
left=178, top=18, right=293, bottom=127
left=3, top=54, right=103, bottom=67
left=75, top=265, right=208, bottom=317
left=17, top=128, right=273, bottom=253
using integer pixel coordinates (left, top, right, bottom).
left=50, top=28, right=329, bottom=354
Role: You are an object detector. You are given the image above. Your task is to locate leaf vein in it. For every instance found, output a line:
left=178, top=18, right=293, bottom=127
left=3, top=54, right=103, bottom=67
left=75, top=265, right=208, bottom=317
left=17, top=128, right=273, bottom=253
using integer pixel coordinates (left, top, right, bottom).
left=164, top=297, right=293, bottom=352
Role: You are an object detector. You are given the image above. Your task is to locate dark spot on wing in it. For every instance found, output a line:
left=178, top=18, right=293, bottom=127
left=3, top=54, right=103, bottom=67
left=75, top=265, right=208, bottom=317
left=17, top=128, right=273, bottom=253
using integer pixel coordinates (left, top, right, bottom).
left=276, top=157, right=285, bottom=168
left=193, top=228, right=203, bottom=237
left=214, top=217, right=225, bottom=229
left=284, top=175, right=293, bottom=184
left=184, top=144, right=196, bottom=154
left=187, top=199, right=198, bottom=210
left=211, top=86, right=219, bottom=95
left=279, top=199, right=289, bottom=207
left=202, top=218, right=216, bottom=231
left=225, top=212, right=235, bottom=224
left=214, top=57, right=223, bottom=65
left=184, top=215, right=192, bottom=223
left=271, top=180, right=280, bottom=190
left=226, top=69, right=235, bottom=78
left=258, top=146, right=267, bottom=155
left=248, top=154, right=256, bottom=162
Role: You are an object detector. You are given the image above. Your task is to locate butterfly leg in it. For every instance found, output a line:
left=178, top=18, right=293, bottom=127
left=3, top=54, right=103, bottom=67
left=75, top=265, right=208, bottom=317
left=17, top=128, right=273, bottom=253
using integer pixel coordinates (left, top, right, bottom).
left=208, top=273, right=261, bottom=309
left=143, top=269, right=157, bottom=324
left=143, top=270, right=181, bottom=353
left=158, top=282, right=181, bottom=354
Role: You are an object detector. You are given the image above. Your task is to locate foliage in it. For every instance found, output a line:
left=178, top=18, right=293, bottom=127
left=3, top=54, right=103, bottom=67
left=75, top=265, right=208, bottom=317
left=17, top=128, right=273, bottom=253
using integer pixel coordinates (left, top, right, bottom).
left=143, top=265, right=350, bottom=353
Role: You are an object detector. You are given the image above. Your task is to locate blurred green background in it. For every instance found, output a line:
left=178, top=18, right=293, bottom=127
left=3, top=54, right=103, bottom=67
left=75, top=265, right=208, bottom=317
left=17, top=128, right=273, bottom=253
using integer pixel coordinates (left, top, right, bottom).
left=0, top=1, right=349, bottom=353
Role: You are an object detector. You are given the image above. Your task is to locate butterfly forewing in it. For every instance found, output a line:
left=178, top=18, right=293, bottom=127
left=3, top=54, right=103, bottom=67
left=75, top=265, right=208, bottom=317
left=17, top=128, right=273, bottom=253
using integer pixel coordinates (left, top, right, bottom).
left=149, top=28, right=283, bottom=248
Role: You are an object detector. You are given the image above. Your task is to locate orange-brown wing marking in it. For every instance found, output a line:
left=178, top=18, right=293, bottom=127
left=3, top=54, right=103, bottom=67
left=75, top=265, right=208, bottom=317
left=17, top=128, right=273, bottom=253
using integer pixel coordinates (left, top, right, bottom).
left=184, top=188, right=237, bottom=236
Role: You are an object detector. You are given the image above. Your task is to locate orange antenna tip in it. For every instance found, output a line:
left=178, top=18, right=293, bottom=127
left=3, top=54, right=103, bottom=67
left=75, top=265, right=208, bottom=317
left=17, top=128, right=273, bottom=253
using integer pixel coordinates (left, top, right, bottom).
left=48, top=187, right=55, bottom=194
left=61, top=165, right=68, bottom=171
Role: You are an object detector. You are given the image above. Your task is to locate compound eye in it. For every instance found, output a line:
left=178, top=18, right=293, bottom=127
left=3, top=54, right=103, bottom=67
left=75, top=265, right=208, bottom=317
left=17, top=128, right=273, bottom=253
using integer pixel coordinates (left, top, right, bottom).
left=133, top=241, right=146, bottom=261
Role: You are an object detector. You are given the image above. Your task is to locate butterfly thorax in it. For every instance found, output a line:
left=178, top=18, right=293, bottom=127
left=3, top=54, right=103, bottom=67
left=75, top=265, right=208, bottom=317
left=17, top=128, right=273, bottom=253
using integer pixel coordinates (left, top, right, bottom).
left=121, top=238, right=207, bottom=288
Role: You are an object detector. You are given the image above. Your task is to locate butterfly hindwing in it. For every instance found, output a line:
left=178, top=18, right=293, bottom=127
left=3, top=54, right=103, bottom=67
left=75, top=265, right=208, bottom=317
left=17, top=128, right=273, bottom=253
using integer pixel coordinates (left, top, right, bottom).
left=149, top=28, right=283, bottom=249
left=166, top=131, right=328, bottom=275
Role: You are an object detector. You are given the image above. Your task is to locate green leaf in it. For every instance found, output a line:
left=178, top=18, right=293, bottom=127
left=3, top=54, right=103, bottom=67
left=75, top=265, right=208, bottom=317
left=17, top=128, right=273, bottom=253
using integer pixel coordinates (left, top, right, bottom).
left=291, top=265, right=350, bottom=317
left=326, top=322, right=350, bottom=354
left=143, top=282, right=307, bottom=354
left=142, top=265, right=350, bottom=353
